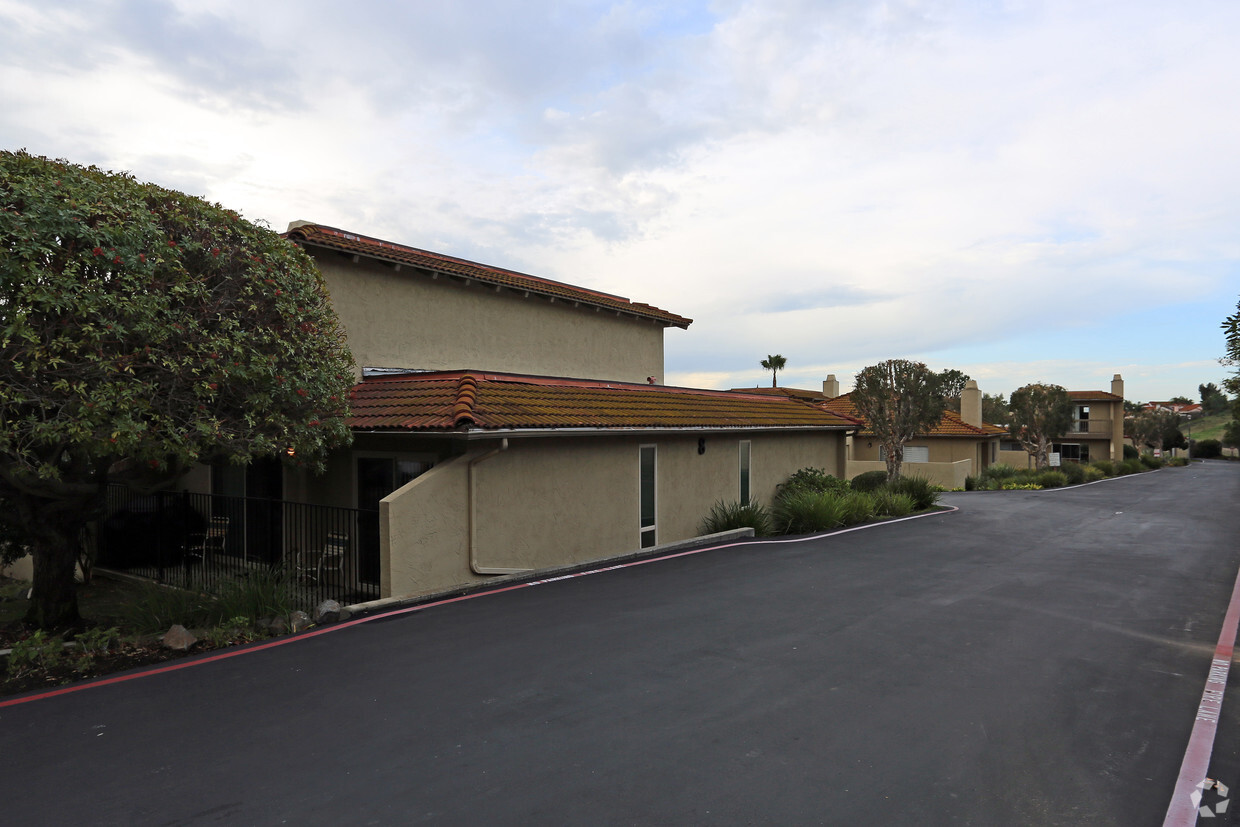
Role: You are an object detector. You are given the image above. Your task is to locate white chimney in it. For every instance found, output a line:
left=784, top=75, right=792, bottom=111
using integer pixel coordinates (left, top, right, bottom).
left=823, top=375, right=841, bottom=398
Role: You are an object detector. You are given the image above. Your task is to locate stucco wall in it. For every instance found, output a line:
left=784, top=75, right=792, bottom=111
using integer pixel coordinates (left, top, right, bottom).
left=846, top=459, right=972, bottom=489
left=382, top=430, right=846, bottom=599
left=850, top=437, right=994, bottom=468
left=313, top=253, right=667, bottom=384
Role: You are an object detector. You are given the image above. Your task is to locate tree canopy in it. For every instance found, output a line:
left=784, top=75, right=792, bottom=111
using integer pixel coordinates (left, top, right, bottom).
left=1008, top=383, right=1073, bottom=469
left=851, top=359, right=948, bottom=482
left=1, top=150, right=355, bottom=627
left=936, top=368, right=970, bottom=413
left=1128, top=409, right=1182, bottom=453
left=760, top=354, right=786, bottom=388
left=1199, top=383, right=1229, bottom=416
left=981, top=392, right=1010, bottom=426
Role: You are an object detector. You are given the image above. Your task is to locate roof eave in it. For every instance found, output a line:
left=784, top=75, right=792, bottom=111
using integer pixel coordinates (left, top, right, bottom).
left=351, top=424, right=857, bottom=440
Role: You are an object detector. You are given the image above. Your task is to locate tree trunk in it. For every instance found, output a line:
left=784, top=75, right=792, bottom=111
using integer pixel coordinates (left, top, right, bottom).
left=885, top=442, right=903, bottom=483
left=24, top=523, right=84, bottom=629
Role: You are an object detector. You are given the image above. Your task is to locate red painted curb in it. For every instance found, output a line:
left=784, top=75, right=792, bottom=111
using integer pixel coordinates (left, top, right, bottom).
left=1162, top=562, right=1240, bottom=826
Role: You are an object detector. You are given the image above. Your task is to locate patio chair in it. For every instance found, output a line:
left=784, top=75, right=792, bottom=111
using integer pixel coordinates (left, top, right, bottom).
left=184, top=516, right=229, bottom=564
left=296, top=531, right=349, bottom=584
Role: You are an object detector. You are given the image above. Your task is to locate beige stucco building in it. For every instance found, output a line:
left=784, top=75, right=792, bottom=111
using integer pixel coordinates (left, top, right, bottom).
left=86, top=223, right=855, bottom=603
left=997, top=375, right=1127, bottom=467
left=733, top=377, right=1004, bottom=489
left=285, top=222, right=688, bottom=385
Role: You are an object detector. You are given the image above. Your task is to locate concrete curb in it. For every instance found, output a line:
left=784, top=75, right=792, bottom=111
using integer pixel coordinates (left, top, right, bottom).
left=342, top=528, right=756, bottom=617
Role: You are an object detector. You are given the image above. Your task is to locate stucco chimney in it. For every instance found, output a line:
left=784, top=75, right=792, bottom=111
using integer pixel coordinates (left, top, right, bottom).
left=823, top=375, right=841, bottom=398
left=1111, top=373, right=1124, bottom=398
left=961, top=379, right=982, bottom=427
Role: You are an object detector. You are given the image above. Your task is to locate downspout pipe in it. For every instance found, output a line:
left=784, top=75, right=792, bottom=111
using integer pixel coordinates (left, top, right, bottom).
left=468, top=439, right=531, bottom=575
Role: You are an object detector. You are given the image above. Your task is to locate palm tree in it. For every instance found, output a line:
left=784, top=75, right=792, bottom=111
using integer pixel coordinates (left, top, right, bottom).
left=760, top=354, right=786, bottom=387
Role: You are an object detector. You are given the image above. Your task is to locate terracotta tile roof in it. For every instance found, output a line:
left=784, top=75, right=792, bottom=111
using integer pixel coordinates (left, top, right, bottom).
left=819, top=393, right=1005, bottom=438
left=285, top=223, right=692, bottom=329
left=728, top=386, right=828, bottom=402
left=348, top=372, right=858, bottom=432
left=1068, top=390, right=1123, bottom=402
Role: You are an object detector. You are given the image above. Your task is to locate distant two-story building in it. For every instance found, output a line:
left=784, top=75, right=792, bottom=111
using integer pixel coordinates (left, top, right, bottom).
left=997, top=375, right=1127, bottom=466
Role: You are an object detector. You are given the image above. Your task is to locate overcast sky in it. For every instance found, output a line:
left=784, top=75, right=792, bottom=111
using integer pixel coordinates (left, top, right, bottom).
left=3, top=0, right=1237, bottom=402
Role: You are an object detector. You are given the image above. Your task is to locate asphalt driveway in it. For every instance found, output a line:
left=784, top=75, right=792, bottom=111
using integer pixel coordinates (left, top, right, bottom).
left=3, top=461, right=1239, bottom=825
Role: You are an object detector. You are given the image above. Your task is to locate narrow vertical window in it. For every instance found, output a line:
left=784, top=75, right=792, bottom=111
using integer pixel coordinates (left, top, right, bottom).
left=739, top=441, right=751, bottom=505
left=640, top=445, right=657, bottom=549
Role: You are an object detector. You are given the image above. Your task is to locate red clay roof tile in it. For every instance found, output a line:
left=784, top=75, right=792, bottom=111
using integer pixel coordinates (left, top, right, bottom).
left=1068, top=390, right=1123, bottom=401
left=818, top=393, right=1005, bottom=438
left=348, top=372, right=857, bottom=432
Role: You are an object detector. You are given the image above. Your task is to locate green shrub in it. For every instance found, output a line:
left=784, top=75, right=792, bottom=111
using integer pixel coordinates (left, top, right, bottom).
left=213, top=568, right=301, bottom=623
left=121, top=582, right=214, bottom=633
left=871, top=490, right=915, bottom=517
left=1138, top=454, right=1164, bottom=469
left=981, top=463, right=1019, bottom=481
left=1001, top=482, right=1042, bottom=490
left=204, top=617, right=260, bottom=648
left=1117, top=458, right=1144, bottom=475
left=838, top=491, right=877, bottom=525
left=889, top=475, right=941, bottom=510
left=1194, top=439, right=1223, bottom=459
left=5, top=630, right=66, bottom=677
left=1123, top=444, right=1140, bottom=460
left=1082, top=465, right=1107, bottom=482
left=1091, top=460, right=1116, bottom=477
left=849, top=470, right=889, bottom=492
left=71, top=626, right=120, bottom=657
left=964, top=475, right=977, bottom=491
left=700, top=500, right=773, bottom=537
left=1036, top=470, right=1068, bottom=488
left=120, top=568, right=303, bottom=634
left=1167, top=456, right=1189, bottom=467
left=772, top=489, right=846, bottom=534
left=779, top=467, right=850, bottom=497
left=1059, top=463, right=1086, bottom=485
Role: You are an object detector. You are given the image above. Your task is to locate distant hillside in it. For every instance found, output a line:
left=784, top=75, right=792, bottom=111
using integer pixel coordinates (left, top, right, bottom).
left=1185, top=413, right=1233, bottom=442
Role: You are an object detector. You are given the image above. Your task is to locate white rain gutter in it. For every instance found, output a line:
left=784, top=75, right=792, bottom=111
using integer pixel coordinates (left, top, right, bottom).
left=468, top=439, right=530, bottom=575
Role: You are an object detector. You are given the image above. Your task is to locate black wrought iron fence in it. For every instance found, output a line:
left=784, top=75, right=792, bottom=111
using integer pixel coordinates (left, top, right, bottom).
left=95, top=486, right=381, bottom=608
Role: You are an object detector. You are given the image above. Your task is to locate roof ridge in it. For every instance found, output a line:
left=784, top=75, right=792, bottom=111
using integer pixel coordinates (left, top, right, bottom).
left=452, top=373, right=480, bottom=427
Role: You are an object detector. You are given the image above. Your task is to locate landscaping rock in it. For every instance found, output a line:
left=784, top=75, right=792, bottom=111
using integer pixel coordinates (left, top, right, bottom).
left=161, top=624, right=197, bottom=651
left=266, top=615, right=288, bottom=635
left=289, top=611, right=312, bottom=632
left=315, top=599, right=342, bottom=624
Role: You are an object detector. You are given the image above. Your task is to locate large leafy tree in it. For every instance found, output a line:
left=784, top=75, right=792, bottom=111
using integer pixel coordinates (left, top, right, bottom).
left=937, top=368, right=970, bottom=413
left=1128, top=409, right=1183, bottom=453
left=1224, top=297, right=1240, bottom=416
left=1008, top=383, right=1073, bottom=469
left=760, top=354, right=786, bottom=387
left=851, top=359, right=948, bottom=482
left=1, top=151, right=355, bottom=628
left=982, top=392, right=1010, bottom=426
left=1199, top=383, right=1229, bottom=417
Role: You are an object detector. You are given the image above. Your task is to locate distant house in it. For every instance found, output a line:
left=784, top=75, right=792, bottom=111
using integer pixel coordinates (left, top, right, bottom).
left=1142, top=401, right=1203, bottom=419
left=130, top=223, right=856, bottom=603
left=997, top=375, right=1127, bottom=466
left=732, top=377, right=1004, bottom=488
